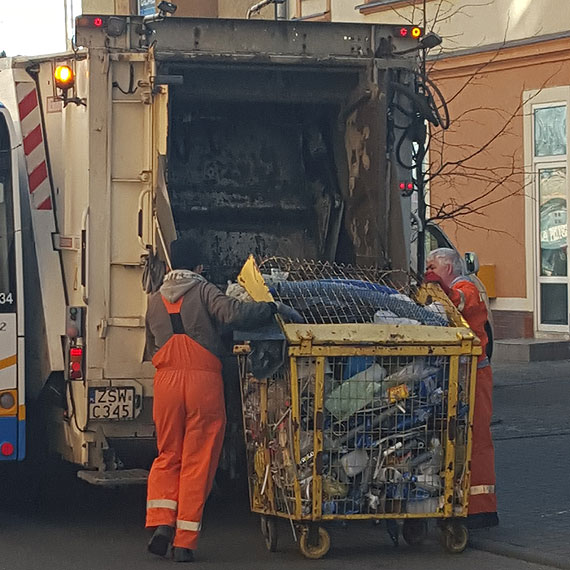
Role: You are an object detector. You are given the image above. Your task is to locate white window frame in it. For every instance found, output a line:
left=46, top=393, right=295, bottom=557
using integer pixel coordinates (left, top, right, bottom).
left=524, top=87, right=570, bottom=333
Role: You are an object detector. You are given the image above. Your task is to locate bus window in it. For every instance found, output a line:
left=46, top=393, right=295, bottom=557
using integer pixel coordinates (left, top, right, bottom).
left=0, top=113, right=15, bottom=311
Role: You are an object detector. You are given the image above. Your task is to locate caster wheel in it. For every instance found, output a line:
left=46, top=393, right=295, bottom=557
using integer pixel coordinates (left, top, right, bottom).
left=440, top=521, right=468, bottom=554
left=260, top=515, right=278, bottom=552
left=299, top=526, right=331, bottom=559
left=402, top=519, right=428, bottom=546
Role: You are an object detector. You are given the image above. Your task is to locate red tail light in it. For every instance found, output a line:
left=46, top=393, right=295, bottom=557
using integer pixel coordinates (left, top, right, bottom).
left=69, top=346, right=84, bottom=380
left=76, top=16, right=108, bottom=28
left=394, top=26, right=423, bottom=39
left=1, top=442, right=14, bottom=456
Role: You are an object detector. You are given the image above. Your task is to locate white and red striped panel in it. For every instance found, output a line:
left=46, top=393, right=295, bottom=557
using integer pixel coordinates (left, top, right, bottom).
left=15, top=82, right=52, bottom=211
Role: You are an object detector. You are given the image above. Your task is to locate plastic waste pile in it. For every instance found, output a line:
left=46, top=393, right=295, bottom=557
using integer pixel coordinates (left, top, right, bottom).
left=263, top=355, right=469, bottom=517
left=229, top=265, right=449, bottom=327
left=268, top=278, right=449, bottom=326
left=238, top=261, right=467, bottom=518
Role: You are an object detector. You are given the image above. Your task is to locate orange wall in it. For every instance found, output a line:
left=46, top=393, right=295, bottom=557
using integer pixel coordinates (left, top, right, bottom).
left=430, top=38, right=570, bottom=298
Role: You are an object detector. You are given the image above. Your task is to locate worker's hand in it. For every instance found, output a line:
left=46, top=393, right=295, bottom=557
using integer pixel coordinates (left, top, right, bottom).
left=273, top=301, right=305, bottom=323
left=423, top=271, right=450, bottom=294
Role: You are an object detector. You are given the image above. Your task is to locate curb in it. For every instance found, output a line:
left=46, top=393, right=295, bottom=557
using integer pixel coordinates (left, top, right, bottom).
left=470, top=537, right=570, bottom=570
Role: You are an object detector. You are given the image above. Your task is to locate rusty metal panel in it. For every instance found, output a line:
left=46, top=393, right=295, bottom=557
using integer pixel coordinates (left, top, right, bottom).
left=146, top=19, right=376, bottom=60
left=75, top=17, right=421, bottom=68
left=168, top=100, right=326, bottom=283
left=342, top=91, right=388, bottom=267
left=156, top=65, right=362, bottom=104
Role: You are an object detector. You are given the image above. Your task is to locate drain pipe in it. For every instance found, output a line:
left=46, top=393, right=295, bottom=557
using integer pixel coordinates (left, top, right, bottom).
left=276, top=0, right=288, bottom=20
left=246, top=0, right=273, bottom=19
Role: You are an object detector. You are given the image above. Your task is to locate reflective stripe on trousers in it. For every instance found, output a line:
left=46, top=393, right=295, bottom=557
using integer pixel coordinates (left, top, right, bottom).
left=177, top=520, right=202, bottom=532
left=147, top=499, right=177, bottom=510
left=470, top=485, right=496, bottom=496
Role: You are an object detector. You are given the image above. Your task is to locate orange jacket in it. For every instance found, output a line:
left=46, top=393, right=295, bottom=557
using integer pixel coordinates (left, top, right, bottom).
left=448, top=277, right=489, bottom=362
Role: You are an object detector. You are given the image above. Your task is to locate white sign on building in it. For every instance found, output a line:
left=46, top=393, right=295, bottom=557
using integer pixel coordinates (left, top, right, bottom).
left=138, top=0, right=155, bottom=16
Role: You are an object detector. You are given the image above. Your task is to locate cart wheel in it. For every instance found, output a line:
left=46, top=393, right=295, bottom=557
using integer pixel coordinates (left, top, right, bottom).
left=402, top=519, right=428, bottom=546
left=260, top=515, right=278, bottom=552
left=299, top=526, right=331, bottom=559
left=440, top=521, right=468, bottom=554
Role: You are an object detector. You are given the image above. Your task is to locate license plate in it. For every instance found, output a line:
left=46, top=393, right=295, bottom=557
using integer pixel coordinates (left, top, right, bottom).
left=88, top=387, right=135, bottom=420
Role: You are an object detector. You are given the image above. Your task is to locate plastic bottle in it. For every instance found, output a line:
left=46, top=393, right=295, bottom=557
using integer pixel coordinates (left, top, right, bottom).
left=340, top=449, right=369, bottom=477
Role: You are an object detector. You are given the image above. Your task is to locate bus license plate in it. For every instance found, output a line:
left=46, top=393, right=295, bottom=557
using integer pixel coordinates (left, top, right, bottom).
left=88, top=387, right=135, bottom=420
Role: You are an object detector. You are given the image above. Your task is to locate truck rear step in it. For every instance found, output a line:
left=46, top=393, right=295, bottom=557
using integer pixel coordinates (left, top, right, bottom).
left=77, top=468, right=149, bottom=486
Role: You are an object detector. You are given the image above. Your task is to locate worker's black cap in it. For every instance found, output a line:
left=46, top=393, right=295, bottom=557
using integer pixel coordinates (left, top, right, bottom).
left=169, top=237, right=203, bottom=271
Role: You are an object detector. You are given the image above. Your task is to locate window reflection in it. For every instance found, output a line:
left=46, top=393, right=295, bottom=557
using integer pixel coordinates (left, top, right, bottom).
left=539, top=168, right=567, bottom=277
left=534, top=106, right=566, bottom=157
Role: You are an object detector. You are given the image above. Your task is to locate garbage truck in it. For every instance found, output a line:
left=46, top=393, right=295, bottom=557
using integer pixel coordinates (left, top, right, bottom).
left=0, top=11, right=442, bottom=484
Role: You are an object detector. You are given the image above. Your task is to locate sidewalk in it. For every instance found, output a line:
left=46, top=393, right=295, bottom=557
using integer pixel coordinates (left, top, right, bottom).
left=469, top=360, right=570, bottom=569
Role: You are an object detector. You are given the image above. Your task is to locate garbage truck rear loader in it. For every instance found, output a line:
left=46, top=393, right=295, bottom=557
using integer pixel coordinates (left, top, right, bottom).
left=0, top=15, right=426, bottom=483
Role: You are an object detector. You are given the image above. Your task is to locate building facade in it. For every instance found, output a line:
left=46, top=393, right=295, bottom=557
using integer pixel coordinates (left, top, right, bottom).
left=290, top=0, right=570, bottom=340
left=81, top=0, right=277, bottom=18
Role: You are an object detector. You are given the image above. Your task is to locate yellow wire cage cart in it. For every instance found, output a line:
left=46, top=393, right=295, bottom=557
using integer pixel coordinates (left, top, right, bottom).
left=234, top=256, right=481, bottom=559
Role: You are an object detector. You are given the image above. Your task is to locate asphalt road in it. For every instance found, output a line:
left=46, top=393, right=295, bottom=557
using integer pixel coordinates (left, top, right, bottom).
left=0, top=360, right=567, bottom=570
left=482, top=361, right=570, bottom=562
left=0, top=484, right=555, bottom=570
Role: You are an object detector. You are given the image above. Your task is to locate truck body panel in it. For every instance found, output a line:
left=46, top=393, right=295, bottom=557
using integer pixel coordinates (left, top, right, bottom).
left=0, top=16, right=422, bottom=474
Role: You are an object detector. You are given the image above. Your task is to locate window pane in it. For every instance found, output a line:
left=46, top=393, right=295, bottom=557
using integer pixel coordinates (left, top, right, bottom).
left=534, top=106, right=566, bottom=157
left=540, top=283, right=568, bottom=325
left=0, top=114, right=15, bottom=313
left=539, top=168, right=567, bottom=276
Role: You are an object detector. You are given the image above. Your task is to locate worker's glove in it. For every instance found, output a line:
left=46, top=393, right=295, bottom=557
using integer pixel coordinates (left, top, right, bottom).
left=272, top=301, right=305, bottom=323
left=423, top=271, right=450, bottom=295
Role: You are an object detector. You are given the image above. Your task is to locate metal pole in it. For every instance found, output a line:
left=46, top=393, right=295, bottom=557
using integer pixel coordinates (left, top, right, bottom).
left=63, top=0, right=70, bottom=50
left=276, top=0, right=288, bottom=19
left=416, top=56, right=427, bottom=275
left=416, top=0, right=428, bottom=275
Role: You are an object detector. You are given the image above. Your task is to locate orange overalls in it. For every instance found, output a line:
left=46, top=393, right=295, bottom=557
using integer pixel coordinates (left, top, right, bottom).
left=449, top=277, right=497, bottom=516
left=146, top=296, right=226, bottom=550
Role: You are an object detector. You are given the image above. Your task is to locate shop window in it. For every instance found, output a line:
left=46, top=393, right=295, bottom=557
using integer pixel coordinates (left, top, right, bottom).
left=538, top=167, right=567, bottom=277
left=540, top=283, right=568, bottom=325
left=531, top=101, right=569, bottom=329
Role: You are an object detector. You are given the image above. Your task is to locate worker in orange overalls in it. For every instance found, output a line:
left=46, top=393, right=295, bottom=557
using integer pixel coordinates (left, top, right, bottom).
left=424, top=247, right=499, bottom=529
left=145, top=238, right=302, bottom=562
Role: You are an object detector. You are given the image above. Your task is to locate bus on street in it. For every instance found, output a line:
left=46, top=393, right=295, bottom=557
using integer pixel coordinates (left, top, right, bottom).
left=0, top=102, right=25, bottom=462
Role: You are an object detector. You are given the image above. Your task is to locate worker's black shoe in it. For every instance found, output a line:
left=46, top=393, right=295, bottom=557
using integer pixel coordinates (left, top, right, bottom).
left=173, top=547, right=194, bottom=563
left=148, top=525, right=174, bottom=557
left=466, top=512, right=499, bottom=529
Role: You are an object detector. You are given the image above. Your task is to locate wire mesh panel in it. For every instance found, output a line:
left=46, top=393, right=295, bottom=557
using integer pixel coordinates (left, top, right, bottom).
left=258, top=257, right=448, bottom=326
left=240, top=349, right=473, bottom=520
left=300, top=354, right=454, bottom=517
left=240, top=357, right=299, bottom=517
left=453, top=355, right=474, bottom=513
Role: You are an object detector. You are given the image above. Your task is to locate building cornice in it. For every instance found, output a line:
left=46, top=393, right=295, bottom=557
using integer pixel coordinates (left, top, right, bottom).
left=429, top=35, right=570, bottom=79
left=356, top=0, right=435, bottom=15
